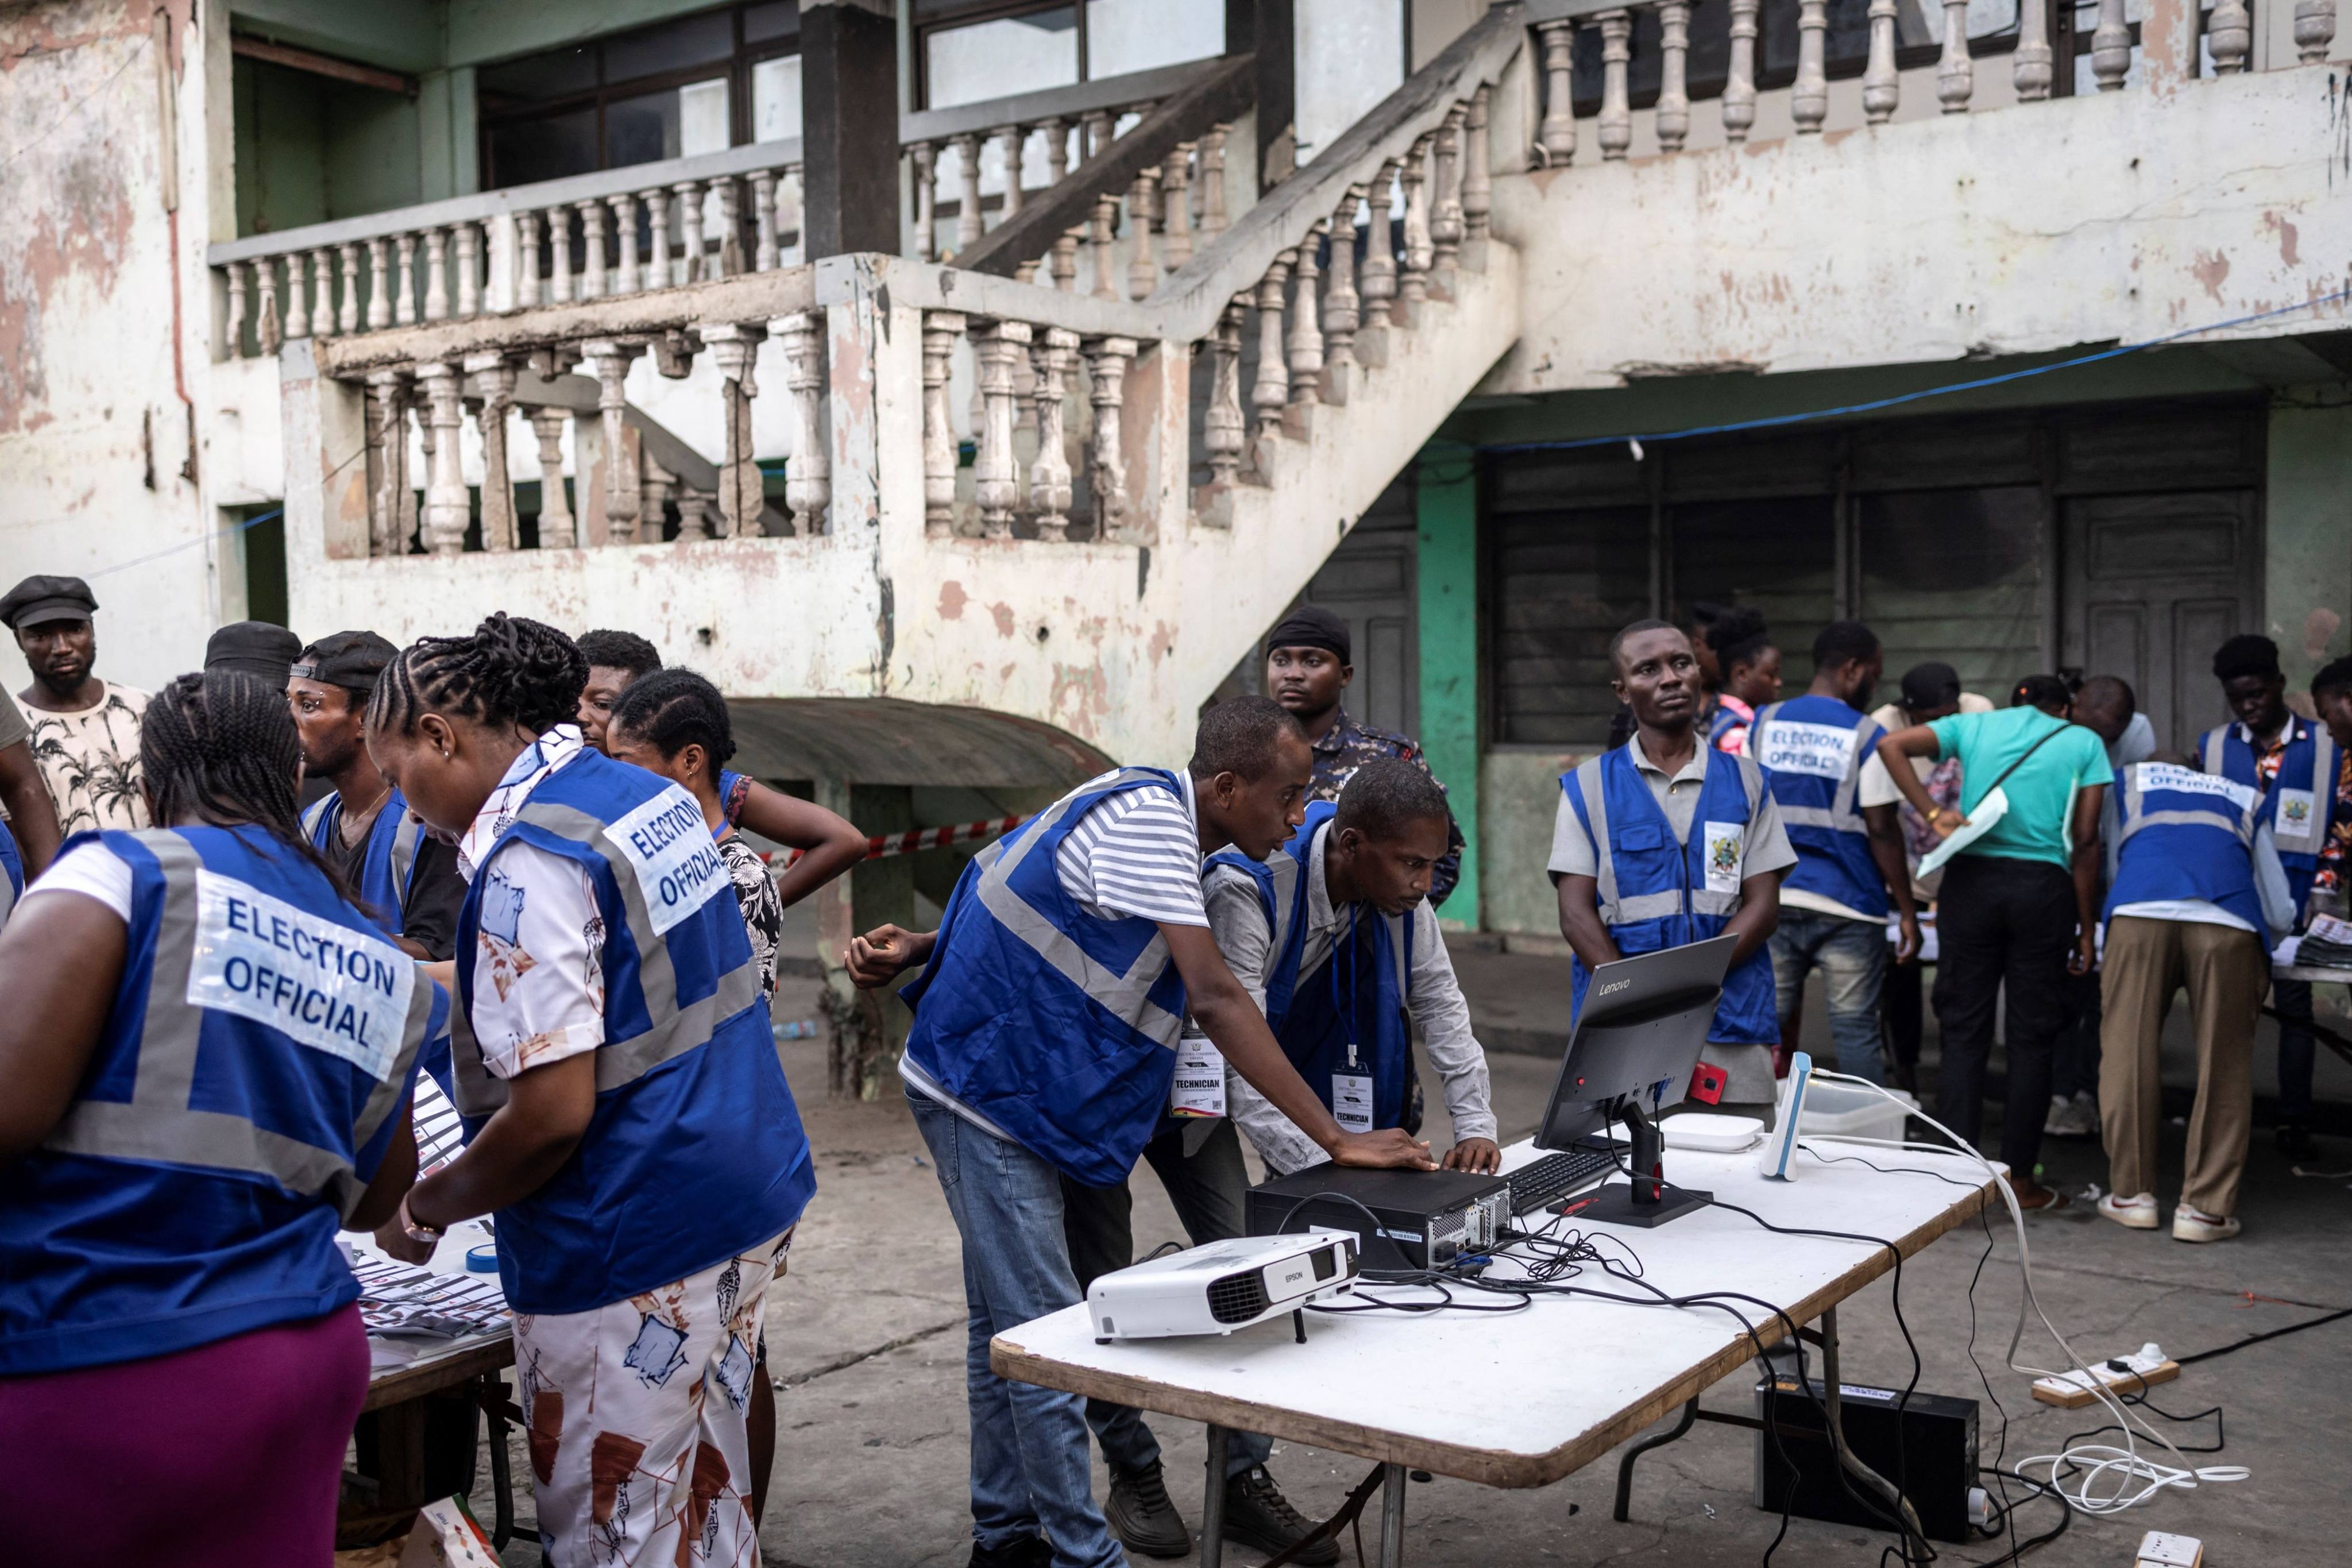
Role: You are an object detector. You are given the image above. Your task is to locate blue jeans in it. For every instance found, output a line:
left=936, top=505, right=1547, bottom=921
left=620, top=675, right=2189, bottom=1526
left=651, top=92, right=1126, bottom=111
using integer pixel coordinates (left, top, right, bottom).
left=1770, top=907, right=1890, bottom=1084
left=907, top=1090, right=1127, bottom=1568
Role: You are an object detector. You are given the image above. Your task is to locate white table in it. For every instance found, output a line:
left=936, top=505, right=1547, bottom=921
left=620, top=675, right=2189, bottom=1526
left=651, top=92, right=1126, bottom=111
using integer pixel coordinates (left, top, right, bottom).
left=994, top=1138, right=1996, bottom=1565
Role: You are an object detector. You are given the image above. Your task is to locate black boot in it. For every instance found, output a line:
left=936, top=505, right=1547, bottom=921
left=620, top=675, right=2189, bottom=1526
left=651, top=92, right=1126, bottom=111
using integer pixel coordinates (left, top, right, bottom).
left=2277, top=1121, right=2320, bottom=1163
left=1105, top=1457, right=1192, bottom=1559
left=968, top=1535, right=1053, bottom=1568
left=1222, top=1464, right=1340, bottom=1566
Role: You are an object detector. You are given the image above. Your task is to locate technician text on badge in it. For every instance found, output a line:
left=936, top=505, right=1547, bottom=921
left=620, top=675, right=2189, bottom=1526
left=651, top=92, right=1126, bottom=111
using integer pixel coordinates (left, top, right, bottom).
left=188, top=870, right=414, bottom=1081
left=1171, top=1038, right=1227, bottom=1118
left=609, top=786, right=730, bottom=936
left=1755, top=720, right=1856, bottom=782
left=1332, top=1069, right=1374, bottom=1134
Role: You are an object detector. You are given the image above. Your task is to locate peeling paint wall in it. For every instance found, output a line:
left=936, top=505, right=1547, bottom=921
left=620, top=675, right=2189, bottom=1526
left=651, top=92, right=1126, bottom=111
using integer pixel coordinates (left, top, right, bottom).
left=287, top=249, right=1527, bottom=770
left=1490, top=64, right=2352, bottom=396
left=0, top=0, right=231, bottom=697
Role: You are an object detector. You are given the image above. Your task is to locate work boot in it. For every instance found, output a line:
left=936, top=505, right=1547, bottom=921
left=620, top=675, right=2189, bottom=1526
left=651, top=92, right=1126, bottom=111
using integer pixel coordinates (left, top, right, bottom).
left=967, top=1534, right=1053, bottom=1568
left=1223, top=1465, right=1340, bottom=1566
left=2276, top=1121, right=2320, bottom=1163
left=1104, top=1458, right=1191, bottom=1559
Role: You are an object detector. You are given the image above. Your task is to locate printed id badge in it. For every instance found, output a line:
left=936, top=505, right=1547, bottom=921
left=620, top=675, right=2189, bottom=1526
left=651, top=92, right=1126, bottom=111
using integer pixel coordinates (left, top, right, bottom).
left=1702, top=820, right=1744, bottom=895
left=1171, top=1038, right=1227, bottom=1118
left=1332, top=1065, right=1374, bottom=1134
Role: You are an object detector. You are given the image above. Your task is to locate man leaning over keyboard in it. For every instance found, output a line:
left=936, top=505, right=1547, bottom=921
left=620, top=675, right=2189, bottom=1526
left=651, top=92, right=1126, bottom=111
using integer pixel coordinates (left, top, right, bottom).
left=1211, top=756, right=1500, bottom=1175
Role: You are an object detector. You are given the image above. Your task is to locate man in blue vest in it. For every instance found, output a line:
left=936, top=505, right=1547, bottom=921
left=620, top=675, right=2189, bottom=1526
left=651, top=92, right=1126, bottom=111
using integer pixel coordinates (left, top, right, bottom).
left=287, top=632, right=468, bottom=964
left=2096, top=760, right=2296, bottom=1242
left=1552, top=621, right=1796, bottom=1116
left=1749, top=621, right=1920, bottom=1086
left=847, top=697, right=1434, bottom=1568
left=2197, top=634, right=2338, bottom=1163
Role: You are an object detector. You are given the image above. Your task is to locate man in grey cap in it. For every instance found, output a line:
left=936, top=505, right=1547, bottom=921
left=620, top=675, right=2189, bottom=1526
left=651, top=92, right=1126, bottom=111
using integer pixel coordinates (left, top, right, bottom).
left=1, top=574, right=149, bottom=834
left=205, top=620, right=304, bottom=690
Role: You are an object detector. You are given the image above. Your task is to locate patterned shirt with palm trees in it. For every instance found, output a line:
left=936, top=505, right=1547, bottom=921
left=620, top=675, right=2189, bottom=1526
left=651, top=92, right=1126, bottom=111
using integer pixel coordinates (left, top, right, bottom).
left=25, top=683, right=149, bottom=833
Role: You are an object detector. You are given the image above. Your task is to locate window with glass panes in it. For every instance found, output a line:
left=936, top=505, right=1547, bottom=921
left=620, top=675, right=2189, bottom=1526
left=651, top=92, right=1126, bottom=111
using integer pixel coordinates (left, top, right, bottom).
left=478, top=3, right=804, bottom=188
left=912, top=0, right=1224, bottom=110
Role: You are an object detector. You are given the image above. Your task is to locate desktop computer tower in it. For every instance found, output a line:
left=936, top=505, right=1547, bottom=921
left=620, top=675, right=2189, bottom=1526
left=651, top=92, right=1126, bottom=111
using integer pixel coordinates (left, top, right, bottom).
left=1752, top=1376, right=1979, bottom=1543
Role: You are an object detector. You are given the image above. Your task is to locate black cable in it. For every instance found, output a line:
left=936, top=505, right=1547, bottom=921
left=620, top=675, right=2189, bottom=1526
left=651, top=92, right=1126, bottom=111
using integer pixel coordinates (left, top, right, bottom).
left=2061, top=1392, right=2226, bottom=1457
left=2175, top=1304, right=2352, bottom=1366
left=1597, top=1130, right=1937, bottom=1565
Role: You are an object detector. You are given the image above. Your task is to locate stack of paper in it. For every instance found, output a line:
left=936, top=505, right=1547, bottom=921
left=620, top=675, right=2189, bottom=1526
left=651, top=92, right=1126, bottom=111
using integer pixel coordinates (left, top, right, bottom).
left=353, top=1253, right=510, bottom=1340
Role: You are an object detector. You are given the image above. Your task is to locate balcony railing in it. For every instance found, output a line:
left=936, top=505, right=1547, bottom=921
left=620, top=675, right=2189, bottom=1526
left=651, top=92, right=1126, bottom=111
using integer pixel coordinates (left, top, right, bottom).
left=285, top=7, right=1528, bottom=563
left=1523, top=0, right=2336, bottom=156
left=206, top=59, right=1235, bottom=362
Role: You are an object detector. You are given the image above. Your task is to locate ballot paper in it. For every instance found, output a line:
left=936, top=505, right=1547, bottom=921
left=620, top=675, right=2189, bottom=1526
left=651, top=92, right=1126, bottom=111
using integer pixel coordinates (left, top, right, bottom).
left=412, top=1072, right=466, bottom=1175
left=352, top=1253, right=511, bottom=1340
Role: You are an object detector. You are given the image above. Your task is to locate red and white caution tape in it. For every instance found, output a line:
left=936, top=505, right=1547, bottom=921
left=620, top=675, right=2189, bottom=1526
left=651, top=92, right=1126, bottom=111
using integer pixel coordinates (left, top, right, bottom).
left=767, top=813, right=1028, bottom=868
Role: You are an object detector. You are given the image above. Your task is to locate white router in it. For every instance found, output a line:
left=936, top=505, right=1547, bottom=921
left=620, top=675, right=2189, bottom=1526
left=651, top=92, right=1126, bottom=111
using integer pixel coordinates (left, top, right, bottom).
left=1087, top=1233, right=1359, bottom=1341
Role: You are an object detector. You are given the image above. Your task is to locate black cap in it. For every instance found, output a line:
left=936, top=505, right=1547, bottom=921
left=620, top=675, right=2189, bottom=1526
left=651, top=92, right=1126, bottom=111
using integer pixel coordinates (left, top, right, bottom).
left=291, top=629, right=399, bottom=696
left=1899, top=661, right=1962, bottom=712
left=1266, top=604, right=1350, bottom=664
left=205, top=621, right=304, bottom=687
left=0, top=574, right=96, bottom=632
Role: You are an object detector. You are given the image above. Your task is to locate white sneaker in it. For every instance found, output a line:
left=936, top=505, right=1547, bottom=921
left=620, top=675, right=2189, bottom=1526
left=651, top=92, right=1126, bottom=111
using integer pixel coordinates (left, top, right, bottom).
left=2172, top=1204, right=2241, bottom=1243
left=2044, top=1092, right=2098, bottom=1138
left=2098, top=1191, right=2158, bottom=1229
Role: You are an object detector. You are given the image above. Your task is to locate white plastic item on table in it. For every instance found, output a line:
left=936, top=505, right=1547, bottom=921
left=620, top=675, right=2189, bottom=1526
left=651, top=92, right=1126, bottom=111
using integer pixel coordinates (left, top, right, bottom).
left=1800, top=1082, right=1917, bottom=1145
left=1659, top=1112, right=1763, bottom=1153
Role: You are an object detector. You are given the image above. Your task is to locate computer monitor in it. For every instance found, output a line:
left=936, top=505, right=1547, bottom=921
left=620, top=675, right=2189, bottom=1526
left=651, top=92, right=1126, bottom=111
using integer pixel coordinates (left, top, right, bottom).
left=1532, top=934, right=1736, bottom=1227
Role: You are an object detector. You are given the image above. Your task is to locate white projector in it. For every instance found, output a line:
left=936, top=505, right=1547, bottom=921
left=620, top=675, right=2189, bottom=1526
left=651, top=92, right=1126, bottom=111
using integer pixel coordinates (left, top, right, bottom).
left=1087, top=1233, right=1360, bottom=1341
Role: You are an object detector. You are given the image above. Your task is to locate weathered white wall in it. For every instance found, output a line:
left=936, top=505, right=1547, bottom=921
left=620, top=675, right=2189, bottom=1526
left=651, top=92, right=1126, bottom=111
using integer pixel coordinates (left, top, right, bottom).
left=1488, top=62, right=2352, bottom=393
left=287, top=248, right=1524, bottom=767
left=0, top=0, right=242, bottom=697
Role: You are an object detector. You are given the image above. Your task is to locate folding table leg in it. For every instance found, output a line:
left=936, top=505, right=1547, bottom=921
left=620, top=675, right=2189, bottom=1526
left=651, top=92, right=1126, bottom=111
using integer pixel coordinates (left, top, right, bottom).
left=1378, top=1462, right=1407, bottom=1567
left=1200, top=1424, right=1230, bottom=1568
left=1612, top=1396, right=1700, bottom=1521
left=1818, top=1305, right=1928, bottom=1550
left=482, top=1375, right=515, bottom=1549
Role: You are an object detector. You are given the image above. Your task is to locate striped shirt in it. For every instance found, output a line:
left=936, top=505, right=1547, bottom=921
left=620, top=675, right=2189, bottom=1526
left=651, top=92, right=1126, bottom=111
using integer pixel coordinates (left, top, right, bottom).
left=1053, top=769, right=1208, bottom=926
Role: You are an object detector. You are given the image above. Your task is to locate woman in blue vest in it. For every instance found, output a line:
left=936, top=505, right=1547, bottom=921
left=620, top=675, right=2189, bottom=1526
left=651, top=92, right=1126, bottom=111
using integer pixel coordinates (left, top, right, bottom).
left=363, top=614, right=816, bottom=1568
left=2199, top=633, right=2339, bottom=1163
left=1552, top=621, right=1795, bottom=1113
left=2096, top=761, right=2296, bottom=1242
left=0, top=669, right=446, bottom=1567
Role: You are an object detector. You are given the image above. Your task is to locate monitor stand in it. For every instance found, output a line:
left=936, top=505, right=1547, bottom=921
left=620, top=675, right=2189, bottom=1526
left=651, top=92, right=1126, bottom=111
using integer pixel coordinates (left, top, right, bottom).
left=1578, top=1096, right=1712, bottom=1229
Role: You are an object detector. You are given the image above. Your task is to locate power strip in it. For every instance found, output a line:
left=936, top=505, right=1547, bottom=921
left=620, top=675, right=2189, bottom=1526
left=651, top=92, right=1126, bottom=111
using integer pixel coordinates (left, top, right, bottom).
left=2135, top=1530, right=2203, bottom=1567
left=2029, top=1342, right=2180, bottom=1409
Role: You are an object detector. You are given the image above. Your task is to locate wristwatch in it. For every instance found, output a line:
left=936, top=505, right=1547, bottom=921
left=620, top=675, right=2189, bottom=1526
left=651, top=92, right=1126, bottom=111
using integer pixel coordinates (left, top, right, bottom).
left=398, top=1192, right=443, bottom=1246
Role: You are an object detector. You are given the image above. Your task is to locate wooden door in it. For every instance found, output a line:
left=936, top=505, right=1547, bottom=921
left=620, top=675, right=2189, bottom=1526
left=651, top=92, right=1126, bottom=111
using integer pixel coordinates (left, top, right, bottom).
left=2063, top=491, right=2260, bottom=755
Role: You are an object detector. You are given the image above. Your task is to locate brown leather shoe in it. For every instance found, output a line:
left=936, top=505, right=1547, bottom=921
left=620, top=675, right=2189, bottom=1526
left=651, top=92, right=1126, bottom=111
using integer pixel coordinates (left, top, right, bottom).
left=2007, top=1174, right=2070, bottom=1212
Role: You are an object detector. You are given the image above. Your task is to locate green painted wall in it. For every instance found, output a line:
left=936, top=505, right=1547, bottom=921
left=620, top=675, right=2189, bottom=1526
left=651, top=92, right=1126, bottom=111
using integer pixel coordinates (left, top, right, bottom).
left=231, top=0, right=442, bottom=73
left=1416, top=443, right=1481, bottom=928
left=2265, top=401, right=2352, bottom=692
left=446, top=0, right=728, bottom=66
left=235, top=56, right=423, bottom=234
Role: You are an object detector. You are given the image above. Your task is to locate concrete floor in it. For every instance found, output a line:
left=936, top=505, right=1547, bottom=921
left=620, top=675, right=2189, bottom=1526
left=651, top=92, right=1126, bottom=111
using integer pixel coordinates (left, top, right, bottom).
left=473, top=960, right=2352, bottom=1568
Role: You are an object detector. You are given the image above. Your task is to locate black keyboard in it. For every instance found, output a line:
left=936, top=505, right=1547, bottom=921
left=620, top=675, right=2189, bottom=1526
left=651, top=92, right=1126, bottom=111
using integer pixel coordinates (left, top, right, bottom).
left=1505, top=1147, right=1619, bottom=1214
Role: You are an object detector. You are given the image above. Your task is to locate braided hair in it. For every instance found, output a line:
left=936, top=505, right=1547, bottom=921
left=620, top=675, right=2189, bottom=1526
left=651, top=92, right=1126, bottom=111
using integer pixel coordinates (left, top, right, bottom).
left=608, top=667, right=736, bottom=781
left=141, top=669, right=361, bottom=903
left=369, top=613, right=589, bottom=740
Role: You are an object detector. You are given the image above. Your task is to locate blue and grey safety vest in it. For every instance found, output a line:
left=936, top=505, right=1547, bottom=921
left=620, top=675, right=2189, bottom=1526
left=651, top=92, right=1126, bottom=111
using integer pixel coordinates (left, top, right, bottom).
left=0, top=824, right=446, bottom=1376
left=1559, top=744, right=1780, bottom=1045
left=2199, top=718, right=2337, bottom=916
left=901, top=766, right=1193, bottom=1187
left=452, top=748, right=814, bottom=1315
left=1209, top=804, right=1416, bottom=1133
left=0, top=819, right=20, bottom=933
left=302, top=785, right=427, bottom=939
left=2105, top=762, right=2268, bottom=937
left=1749, top=694, right=1890, bottom=920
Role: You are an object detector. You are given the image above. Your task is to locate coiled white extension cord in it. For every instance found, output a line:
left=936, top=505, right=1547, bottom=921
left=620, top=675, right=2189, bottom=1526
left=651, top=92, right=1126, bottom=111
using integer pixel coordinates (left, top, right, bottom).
left=1798, top=1069, right=2249, bottom=1516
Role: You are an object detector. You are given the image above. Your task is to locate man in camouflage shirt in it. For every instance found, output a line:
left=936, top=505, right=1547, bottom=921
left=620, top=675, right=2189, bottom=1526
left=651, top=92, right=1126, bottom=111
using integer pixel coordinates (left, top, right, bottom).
left=1265, top=605, right=1467, bottom=906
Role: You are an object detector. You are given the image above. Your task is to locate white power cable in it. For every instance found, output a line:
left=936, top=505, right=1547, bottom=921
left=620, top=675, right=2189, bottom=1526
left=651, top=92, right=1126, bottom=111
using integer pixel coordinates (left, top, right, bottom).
left=1798, top=1071, right=2250, bottom=1516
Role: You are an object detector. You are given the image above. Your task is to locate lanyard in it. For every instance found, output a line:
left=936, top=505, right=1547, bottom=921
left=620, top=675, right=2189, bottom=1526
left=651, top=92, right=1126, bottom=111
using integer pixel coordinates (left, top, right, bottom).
left=1328, top=903, right=1361, bottom=1071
